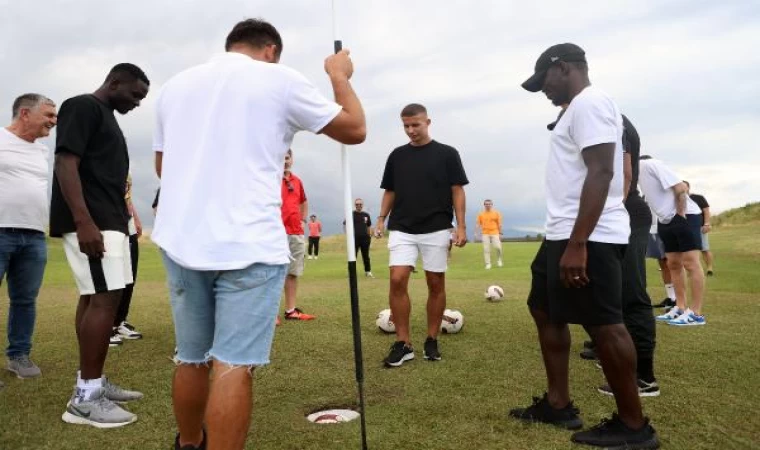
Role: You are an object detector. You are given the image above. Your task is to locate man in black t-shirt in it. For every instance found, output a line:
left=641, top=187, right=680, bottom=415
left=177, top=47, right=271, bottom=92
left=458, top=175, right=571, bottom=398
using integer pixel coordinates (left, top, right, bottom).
left=684, top=181, right=714, bottom=276
left=375, top=103, right=468, bottom=367
left=343, top=198, right=373, bottom=277
left=591, top=115, right=659, bottom=396
left=51, top=63, right=149, bottom=428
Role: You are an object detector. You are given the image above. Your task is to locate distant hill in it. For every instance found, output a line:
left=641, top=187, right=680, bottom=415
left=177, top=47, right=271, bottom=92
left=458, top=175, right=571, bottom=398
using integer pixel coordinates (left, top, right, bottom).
left=713, top=202, right=760, bottom=227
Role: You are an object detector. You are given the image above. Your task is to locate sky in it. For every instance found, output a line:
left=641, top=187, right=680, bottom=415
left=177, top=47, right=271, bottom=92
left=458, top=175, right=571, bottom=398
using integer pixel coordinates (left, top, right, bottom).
left=2, top=0, right=758, bottom=237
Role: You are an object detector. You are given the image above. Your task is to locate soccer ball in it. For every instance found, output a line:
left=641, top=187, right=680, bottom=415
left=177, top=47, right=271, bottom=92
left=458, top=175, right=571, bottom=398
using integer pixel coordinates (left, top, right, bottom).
left=485, top=285, right=505, bottom=301
left=376, top=309, right=395, bottom=333
left=440, top=309, right=464, bottom=334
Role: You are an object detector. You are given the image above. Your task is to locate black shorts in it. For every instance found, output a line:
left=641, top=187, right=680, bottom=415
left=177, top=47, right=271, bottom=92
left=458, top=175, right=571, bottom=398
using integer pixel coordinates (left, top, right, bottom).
left=657, top=214, right=701, bottom=253
left=527, top=240, right=626, bottom=326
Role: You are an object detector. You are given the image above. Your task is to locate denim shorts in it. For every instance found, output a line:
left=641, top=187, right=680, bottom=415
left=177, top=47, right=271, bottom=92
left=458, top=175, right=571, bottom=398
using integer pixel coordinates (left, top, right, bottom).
left=161, top=251, right=287, bottom=366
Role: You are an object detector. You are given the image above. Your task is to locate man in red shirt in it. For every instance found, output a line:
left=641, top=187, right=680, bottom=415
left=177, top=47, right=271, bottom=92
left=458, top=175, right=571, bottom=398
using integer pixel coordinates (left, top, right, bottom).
left=281, top=149, right=315, bottom=320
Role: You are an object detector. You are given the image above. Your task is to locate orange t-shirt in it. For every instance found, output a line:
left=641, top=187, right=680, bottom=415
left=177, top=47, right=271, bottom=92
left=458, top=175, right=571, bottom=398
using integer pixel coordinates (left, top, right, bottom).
left=477, top=210, right=502, bottom=235
left=308, top=221, right=322, bottom=237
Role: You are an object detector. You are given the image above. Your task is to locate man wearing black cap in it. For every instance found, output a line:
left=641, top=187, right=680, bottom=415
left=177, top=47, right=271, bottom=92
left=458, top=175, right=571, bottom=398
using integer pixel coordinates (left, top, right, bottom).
left=509, top=44, right=659, bottom=449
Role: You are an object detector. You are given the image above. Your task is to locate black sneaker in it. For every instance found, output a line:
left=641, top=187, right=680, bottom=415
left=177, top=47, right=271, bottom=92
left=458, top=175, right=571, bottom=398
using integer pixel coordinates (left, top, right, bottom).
left=509, top=393, right=583, bottom=430
left=174, top=429, right=207, bottom=450
left=583, top=340, right=595, bottom=350
left=423, top=337, right=441, bottom=361
left=706, top=270, right=714, bottom=277
left=597, top=379, right=661, bottom=398
left=571, top=414, right=659, bottom=449
left=652, top=298, right=675, bottom=309
left=580, top=347, right=597, bottom=360
left=384, top=341, right=414, bottom=367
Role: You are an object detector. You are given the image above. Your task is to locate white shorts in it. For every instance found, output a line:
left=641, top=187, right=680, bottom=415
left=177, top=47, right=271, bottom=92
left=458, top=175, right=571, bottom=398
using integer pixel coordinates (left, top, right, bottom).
left=62, top=231, right=133, bottom=295
left=388, top=229, right=450, bottom=273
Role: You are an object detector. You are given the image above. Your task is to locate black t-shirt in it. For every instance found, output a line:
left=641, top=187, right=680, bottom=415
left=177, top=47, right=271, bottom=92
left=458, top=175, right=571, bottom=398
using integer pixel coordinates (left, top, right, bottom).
left=343, top=211, right=372, bottom=238
left=690, top=194, right=709, bottom=225
left=380, top=140, right=469, bottom=234
left=621, top=115, right=651, bottom=228
left=50, top=95, right=130, bottom=237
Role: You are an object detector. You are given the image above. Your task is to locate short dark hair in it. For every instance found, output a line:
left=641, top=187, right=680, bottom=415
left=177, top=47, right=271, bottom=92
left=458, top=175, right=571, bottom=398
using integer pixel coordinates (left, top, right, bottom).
left=106, top=63, right=150, bottom=86
left=484, top=199, right=493, bottom=203
left=12, top=93, right=55, bottom=118
left=401, top=103, right=427, bottom=117
left=683, top=180, right=690, bottom=188
left=225, top=18, right=283, bottom=57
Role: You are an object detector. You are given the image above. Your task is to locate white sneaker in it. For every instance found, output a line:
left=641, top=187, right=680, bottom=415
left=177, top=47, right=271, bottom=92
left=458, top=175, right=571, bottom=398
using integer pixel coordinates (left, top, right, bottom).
left=314, top=256, right=318, bottom=260
left=117, top=322, right=142, bottom=340
left=497, top=260, right=503, bottom=267
left=109, top=329, right=123, bottom=347
left=365, top=272, right=374, bottom=278
left=307, top=255, right=313, bottom=260
left=485, top=264, right=492, bottom=270
left=656, top=307, right=682, bottom=322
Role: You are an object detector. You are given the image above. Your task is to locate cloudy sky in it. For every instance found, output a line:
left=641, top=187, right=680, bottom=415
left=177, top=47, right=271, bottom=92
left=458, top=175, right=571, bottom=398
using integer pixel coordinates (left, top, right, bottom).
left=2, top=0, right=758, bottom=236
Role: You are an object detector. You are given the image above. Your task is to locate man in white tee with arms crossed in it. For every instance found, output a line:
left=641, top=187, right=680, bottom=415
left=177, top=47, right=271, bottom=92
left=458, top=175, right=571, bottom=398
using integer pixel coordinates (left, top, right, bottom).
left=152, top=19, right=365, bottom=450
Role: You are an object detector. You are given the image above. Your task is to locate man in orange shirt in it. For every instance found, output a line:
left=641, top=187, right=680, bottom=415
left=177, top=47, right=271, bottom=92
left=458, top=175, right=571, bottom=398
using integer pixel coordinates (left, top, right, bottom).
left=476, top=199, right=503, bottom=269
left=307, top=214, right=322, bottom=260
left=280, top=149, right=315, bottom=321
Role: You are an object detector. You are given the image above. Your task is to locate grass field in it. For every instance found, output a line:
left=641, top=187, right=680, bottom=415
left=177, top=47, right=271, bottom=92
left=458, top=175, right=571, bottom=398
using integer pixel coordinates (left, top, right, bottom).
left=1, top=224, right=759, bottom=450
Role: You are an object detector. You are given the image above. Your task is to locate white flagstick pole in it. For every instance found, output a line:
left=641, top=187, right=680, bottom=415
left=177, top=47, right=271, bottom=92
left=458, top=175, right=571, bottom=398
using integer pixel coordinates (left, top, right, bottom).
left=332, top=1, right=368, bottom=448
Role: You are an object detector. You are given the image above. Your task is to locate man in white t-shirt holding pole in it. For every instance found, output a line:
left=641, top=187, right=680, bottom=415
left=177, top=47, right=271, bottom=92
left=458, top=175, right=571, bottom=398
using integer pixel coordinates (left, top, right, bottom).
left=510, top=43, right=658, bottom=449
left=0, top=94, right=57, bottom=389
left=639, top=156, right=706, bottom=326
left=152, top=19, right=365, bottom=450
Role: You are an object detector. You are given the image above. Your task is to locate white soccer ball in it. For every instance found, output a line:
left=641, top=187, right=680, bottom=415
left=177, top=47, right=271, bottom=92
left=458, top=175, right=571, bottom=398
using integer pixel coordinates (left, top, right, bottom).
left=485, top=285, right=505, bottom=301
left=440, top=309, right=464, bottom=334
left=376, top=309, right=395, bottom=333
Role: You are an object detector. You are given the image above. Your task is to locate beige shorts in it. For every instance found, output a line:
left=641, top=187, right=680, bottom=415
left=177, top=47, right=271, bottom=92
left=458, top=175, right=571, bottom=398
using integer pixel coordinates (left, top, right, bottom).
left=287, top=235, right=306, bottom=276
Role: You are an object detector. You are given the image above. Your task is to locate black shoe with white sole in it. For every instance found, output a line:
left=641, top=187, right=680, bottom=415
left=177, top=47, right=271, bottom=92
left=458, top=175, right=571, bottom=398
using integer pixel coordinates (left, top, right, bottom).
left=423, top=337, right=441, bottom=361
left=652, top=298, right=676, bottom=309
left=509, top=393, right=583, bottom=430
left=571, top=414, right=660, bottom=449
left=597, top=379, right=661, bottom=397
left=383, top=341, right=414, bottom=368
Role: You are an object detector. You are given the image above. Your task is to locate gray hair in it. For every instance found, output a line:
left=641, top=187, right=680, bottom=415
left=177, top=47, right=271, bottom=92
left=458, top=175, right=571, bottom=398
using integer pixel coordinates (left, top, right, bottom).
left=12, top=93, right=55, bottom=119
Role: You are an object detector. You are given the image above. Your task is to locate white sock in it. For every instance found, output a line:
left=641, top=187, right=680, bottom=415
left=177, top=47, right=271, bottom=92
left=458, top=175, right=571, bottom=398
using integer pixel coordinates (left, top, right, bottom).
left=665, top=284, right=676, bottom=300
left=285, top=308, right=295, bottom=314
left=74, top=371, right=103, bottom=403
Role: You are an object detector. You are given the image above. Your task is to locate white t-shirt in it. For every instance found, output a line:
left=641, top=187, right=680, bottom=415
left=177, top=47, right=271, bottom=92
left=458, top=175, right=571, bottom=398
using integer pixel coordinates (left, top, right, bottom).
left=638, top=158, right=700, bottom=224
left=0, top=128, right=50, bottom=232
left=151, top=52, right=342, bottom=270
left=544, top=86, right=630, bottom=244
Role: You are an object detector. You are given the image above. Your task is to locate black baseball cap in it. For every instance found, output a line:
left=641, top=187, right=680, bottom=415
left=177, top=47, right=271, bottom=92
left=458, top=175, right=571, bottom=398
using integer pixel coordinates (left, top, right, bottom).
left=522, top=43, right=586, bottom=92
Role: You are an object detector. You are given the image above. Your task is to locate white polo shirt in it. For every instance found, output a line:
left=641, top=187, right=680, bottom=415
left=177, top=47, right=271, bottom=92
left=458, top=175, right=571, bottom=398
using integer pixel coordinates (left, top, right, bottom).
left=545, top=86, right=630, bottom=244
left=0, top=128, right=50, bottom=232
left=152, top=52, right=342, bottom=270
left=639, top=158, right=700, bottom=224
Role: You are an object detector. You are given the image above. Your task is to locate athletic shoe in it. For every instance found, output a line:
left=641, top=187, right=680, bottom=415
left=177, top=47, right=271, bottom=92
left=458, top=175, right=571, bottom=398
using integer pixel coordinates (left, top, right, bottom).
left=423, top=337, right=441, bottom=361
left=307, top=255, right=313, bottom=260
left=571, top=414, right=660, bottom=449
left=314, top=256, right=318, bottom=260
left=175, top=430, right=207, bottom=450
left=509, top=393, right=583, bottom=430
left=668, top=310, right=706, bottom=326
left=384, top=341, right=414, bottom=368
left=61, top=387, right=137, bottom=428
left=580, top=347, right=597, bottom=360
left=284, top=308, right=316, bottom=321
left=652, top=298, right=676, bottom=309
left=365, top=271, right=374, bottom=278
left=497, top=259, right=503, bottom=267
left=597, top=379, right=661, bottom=397
left=103, top=377, right=143, bottom=402
left=7, top=355, right=41, bottom=379
left=485, top=263, right=492, bottom=270
left=583, top=340, right=595, bottom=350
left=706, top=270, right=714, bottom=277
left=109, top=329, right=123, bottom=347
left=655, top=307, right=682, bottom=322
left=117, top=321, right=143, bottom=340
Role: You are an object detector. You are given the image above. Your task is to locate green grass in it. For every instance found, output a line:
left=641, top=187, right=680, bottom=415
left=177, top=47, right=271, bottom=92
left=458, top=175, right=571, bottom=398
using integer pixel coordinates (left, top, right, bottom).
left=1, top=225, right=759, bottom=450
left=712, top=202, right=760, bottom=227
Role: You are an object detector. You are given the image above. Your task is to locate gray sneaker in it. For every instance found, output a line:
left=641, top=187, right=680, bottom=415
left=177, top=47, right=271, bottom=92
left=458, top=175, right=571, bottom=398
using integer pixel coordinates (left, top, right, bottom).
left=62, top=387, right=137, bottom=428
left=103, top=377, right=143, bottom=402
left=7, top=355, right=41, bottom=379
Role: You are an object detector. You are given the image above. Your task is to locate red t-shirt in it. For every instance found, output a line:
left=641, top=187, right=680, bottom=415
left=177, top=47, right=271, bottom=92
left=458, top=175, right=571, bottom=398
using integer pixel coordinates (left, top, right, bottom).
left=308, top=221, right=322, bottom=237
left=281, top=173, right=307, bottom=235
